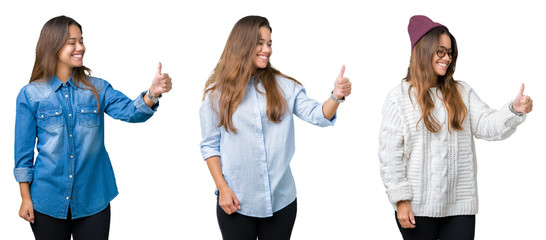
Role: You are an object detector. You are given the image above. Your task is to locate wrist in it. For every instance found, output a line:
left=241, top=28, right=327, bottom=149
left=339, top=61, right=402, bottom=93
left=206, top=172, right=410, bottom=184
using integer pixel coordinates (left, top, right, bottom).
left=330, top=91, right=345, bottom=103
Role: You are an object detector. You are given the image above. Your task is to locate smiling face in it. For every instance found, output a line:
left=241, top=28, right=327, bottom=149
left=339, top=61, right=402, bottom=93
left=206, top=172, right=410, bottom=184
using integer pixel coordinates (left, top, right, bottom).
left=252, top=26, right=272, bottom=72
left=57, top=24, right=85, bottom=72
left=432, top=33, right=452, bottom=77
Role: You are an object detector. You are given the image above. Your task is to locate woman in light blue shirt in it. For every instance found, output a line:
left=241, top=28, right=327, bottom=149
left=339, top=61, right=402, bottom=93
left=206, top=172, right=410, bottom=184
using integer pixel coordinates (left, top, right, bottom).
left=199, top=15, right=351, bottom=240
left=14, top=16, right=172, bottom=240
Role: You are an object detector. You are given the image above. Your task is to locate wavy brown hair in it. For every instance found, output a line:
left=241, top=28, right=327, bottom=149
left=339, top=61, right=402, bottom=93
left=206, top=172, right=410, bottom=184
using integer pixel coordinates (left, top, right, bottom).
left=405, top=27, right=466, bottom=132
left=203, top=16, right=300, bottom=133
left=30, top=16, right=99, bottom=109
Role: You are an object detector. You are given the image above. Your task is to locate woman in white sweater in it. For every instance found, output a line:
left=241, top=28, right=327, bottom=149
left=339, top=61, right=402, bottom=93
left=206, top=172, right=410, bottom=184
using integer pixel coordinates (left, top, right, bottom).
left=379, top=15, right=533, bottom=240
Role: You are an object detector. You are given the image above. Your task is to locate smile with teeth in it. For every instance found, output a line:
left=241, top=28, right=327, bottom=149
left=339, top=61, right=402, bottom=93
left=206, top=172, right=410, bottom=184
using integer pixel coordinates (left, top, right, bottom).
left=257, top=55, right=269, bottom=61
left=437, top=62, right=448, bottom=68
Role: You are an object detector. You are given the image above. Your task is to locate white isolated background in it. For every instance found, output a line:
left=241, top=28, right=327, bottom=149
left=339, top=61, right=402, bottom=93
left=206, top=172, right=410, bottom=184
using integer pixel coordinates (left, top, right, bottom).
left=0, top=0, right=544, bottom=239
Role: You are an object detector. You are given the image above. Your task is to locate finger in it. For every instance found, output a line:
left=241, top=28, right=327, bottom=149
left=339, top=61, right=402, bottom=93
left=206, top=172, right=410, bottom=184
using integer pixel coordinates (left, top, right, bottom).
left=518, top=83, right=525, bottom=98
left=29, top=210, right=35, bottom=224
left=337, top=65, right=345, bottom=81
left=233, top=196, right=241, bottom=210
left=409, top=211, right=416, bottom=226
left=156, top=62, right=163, bottom=76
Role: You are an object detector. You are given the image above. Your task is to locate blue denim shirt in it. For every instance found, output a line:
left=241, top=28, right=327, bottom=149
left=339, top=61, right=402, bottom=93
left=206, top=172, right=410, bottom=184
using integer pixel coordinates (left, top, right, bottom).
left=200, top=76, right=336, bottom=218
left=14, top=75, right=157, bottom=219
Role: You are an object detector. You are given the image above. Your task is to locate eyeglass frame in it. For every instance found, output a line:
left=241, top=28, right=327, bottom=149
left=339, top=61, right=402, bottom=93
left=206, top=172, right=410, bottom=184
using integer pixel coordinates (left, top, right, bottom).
left=436, top=46, right=453, bottom=59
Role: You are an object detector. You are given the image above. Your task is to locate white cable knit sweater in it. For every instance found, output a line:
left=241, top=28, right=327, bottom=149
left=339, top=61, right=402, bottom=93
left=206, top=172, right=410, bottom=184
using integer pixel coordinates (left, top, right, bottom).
left=379, top=81, right=526, bottom=217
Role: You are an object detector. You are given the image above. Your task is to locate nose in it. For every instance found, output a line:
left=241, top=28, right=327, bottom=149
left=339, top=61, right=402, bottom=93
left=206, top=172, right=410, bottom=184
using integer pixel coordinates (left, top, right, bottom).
left=76, top=42, right=84, bottom=51
left=262, top=45, right=271, bottom=53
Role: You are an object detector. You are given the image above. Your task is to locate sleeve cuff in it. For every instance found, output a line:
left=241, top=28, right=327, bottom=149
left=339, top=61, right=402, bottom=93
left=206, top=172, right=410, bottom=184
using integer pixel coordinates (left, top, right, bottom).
left=386, top=182, right=412, bottom=204
left=314, top=102, right=336, bottom=127
left=502, top=101, right=526, bottom=126
left=133, top=91, right=158, bottom=114
left=201, top=148, right=221, bottom=161
left=14, top=168, right=34, bottom=182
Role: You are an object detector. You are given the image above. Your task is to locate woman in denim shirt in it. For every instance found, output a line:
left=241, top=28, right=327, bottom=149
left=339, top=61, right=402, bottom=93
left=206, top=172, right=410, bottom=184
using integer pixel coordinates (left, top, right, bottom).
left=14, top=16, right=172, bottom=240
left=199, top=15, right=351, bottom=240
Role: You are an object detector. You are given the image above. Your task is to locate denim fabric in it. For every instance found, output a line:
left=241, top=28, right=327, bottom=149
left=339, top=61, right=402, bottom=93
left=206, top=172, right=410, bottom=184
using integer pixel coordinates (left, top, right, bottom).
left=200, top=76, right=335, bottom=217
left=14, top=75, right=156, bottom=219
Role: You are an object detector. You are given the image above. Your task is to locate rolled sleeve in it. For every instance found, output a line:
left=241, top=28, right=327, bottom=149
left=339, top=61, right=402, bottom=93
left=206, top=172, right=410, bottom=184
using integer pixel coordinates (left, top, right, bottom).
left=293, top=87, right=336, bottom=127
left=14, top=88, right=37, bottom=183
left=133, top=91, right=158, bottom=114
left=14, top=168, right=34, bottom=182
left=199, top=94, right=221, bottom=160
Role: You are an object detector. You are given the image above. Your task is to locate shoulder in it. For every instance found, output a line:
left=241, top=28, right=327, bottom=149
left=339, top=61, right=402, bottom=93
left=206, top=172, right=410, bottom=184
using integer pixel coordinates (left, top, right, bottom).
left=275, top=75, right=303, bottom=93
left=86, top=76, right=110, bottom=90
left=385, top=81, right=409, bottom=103
left=454, top=80, right=473, bottom=98
left=20, top=80, right=53, bottom=101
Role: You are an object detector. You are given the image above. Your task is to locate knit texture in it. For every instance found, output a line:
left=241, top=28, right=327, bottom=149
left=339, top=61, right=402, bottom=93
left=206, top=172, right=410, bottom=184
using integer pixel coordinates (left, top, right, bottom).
left=379, top=81, right=526, bottom=217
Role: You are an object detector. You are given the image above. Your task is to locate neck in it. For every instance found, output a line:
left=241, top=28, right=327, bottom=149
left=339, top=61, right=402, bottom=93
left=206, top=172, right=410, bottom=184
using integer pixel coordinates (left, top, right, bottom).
left=56, top=65, right=73, bottom=83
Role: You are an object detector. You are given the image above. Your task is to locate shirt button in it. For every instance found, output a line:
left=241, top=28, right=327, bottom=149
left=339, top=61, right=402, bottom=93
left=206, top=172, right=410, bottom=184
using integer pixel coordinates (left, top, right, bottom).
left=69, top=134, right=72, bottom=138
left=69, top=175, right=73, bottom=178
left=66, top=197, right=69, bottom=200
left=70, top=155, right=74, bottom=159
left=69, top=114, right=72, bottom=117
left=65, top=95, right=69, bottom=98
left=81, top=110, right=84, bottom=113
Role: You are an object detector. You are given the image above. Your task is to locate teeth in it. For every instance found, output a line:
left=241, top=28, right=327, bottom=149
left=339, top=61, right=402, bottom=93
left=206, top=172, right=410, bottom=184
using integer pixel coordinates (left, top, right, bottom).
left=258, top=55, right=268, bottom=59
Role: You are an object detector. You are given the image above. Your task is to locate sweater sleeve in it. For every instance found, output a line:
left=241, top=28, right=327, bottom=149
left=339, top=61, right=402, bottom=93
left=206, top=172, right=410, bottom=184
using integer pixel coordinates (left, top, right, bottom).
left=466, top=85, right=526, bottom=141
left=378, top=96, right=412, bottom=205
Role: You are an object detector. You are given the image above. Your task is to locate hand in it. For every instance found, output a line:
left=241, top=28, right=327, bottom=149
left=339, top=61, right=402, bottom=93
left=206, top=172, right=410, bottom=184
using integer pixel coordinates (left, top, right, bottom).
left=396, top=200, right=415, bottom=229
left=149, top=62, right=172, bottom=97
left=218, top=187, right=240, bottom=215
left=19, top=198, right=34, bottom=224
left=512, top=83, right=533, bottom=114
left=333, top=65, right=352, bottom=100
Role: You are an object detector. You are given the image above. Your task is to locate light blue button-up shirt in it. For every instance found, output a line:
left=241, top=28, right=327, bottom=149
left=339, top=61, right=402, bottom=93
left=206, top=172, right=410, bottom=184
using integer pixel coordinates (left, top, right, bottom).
left=200, top=76, right=335, bottom=217
left=14, top=75, right=157, bottom=219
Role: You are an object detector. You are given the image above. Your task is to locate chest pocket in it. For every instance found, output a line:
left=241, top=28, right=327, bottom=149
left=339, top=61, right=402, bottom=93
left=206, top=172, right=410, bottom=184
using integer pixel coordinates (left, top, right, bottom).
left=77, top=105, right=100, bottom=127
left=36, top=107, right=64, bottom=130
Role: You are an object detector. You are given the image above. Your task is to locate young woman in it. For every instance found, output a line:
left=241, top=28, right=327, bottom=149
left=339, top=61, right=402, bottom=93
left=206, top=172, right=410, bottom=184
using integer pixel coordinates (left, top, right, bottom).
left=379, top=15, right=533, bottom=240
left=14, top=16, right=172, bottom=240
left=199, top=15, right=351, bottom=240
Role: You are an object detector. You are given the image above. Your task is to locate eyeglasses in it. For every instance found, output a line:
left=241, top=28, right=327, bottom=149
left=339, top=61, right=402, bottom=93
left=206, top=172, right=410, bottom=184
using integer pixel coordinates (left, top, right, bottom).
left=436, top=47, right=453, bottom=59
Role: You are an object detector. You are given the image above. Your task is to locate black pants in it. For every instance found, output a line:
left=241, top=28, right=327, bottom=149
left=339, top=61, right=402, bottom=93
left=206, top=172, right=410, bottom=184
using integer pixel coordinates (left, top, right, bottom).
left=217, top=199, right=297, bottom=240
left=31, top=204, right=110, bottom=240
left=395, top=212, right=475, bottom=240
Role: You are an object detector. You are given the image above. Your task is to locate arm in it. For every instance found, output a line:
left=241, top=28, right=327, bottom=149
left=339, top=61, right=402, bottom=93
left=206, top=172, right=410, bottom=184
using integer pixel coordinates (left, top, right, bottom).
left=199, top=94, right=239, bottom=215
left=468, top=83, right=530, bottom=140
left=14, top=89, right=36, bottom=223
left=322, top=65, right=352, bottom=120
left=206, top=156, right=240, bottom=215
left=378, top=97, right=414, bottom=228
left=104, top=62, right=172, bottom=122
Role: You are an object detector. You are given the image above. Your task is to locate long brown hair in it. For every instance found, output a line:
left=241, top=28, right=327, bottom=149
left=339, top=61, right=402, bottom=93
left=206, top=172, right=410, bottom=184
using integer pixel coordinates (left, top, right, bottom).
left=30, top=16, right=99, bottom=109
left=203, top=15, right=300, bottom=133
left=405, top=27, right=466, bottom=132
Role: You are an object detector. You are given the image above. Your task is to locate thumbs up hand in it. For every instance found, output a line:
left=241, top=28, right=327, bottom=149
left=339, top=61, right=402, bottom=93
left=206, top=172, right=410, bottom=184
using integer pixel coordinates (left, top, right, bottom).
left=333, top=65, right=351, bottom=100
left=149, top=62, right=172, bottom=97
left=512, top=83, right=533, bottom=114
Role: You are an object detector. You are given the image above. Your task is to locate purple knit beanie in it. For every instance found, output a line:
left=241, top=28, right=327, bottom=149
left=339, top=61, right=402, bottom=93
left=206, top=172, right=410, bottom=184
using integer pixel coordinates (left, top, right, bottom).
left=408, top=15, right=448, bottom=50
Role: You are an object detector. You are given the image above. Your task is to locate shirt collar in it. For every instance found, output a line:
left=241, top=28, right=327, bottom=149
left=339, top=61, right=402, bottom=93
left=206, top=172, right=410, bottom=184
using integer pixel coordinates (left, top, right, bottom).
left=50, top=75, right=76, bottom=91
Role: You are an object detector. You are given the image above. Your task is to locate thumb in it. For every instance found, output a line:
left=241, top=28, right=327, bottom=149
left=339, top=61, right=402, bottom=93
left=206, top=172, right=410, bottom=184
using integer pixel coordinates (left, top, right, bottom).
left=156, top=62, right=162, bottom=76
left=518, top=83, right=525, bottom=98
left=337, top=65, right=345, bottom=81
